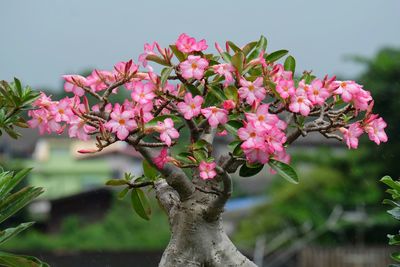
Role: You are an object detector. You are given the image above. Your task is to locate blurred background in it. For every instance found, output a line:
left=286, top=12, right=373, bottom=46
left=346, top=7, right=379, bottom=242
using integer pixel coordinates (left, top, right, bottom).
left=1, top=0, right=400, bottom=266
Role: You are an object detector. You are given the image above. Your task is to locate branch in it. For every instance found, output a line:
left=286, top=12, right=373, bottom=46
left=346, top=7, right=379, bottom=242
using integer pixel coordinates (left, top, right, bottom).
left=203, top=165, right=232, bottom=222
left=129, top=138, right=195, bottom=200
left=154, top=179, right=180, bottom=216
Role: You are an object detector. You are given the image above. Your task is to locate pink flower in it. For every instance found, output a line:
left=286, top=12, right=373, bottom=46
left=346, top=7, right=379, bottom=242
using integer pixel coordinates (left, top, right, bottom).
left=104, top=103, right=137, bottom=140
left=364, top=116, right=388, bottom=145
left=33, top=92, right=53, bottom=108
left=28, top=109, right=63, bottom=135
left=307, top=79, right=330, bottom=105
left=62, top=75, right=87, bottom=96
left=176, top=33, right=208, bottom=53
left=352, top=88, right=372, bottom=111
left=201, top=107, right=228, bottom=128
left=271, top=64, right=292, bottom=83
left=49, top=97, right=75, bottom=122
left=133, top=101, right=154, bottom=123
left=177, top=93, right=204, bottom=120
left=238, top=122, right=266, bottom=147
left=339, top=122, right=364, bottom=149
left=264, top=128, right=286, bottom=153
left=289, top=91, right=312, bottom=116
left=154, top=148, right=169, bottom=169
left=129, top=81, right=156, bottom=105
left=68, top=117, right=96, bottom=141
left=245, top=104, right=287, bottom=130
left=222, top=100, right=236, bottom=111
left=212, top=63, right=235, bottom=87
left=138, top=42, right=158, bottom=67
left=333, top=81, right=361, bottom=102
left=238, top=77, right=266, bottom=105
left=241, top=142, right=269, bottom=164
left=199, top=161, right=217, bottom=180
left=92, top=103, right=113, bottom=113
left=113, top=60, right=138, bottom=77
left=86, top=70, right=115, bottom=92
left=156, top=118, right=180, bottom=147
left=179, top=55, right=209, bottom=80
left=276, top=79, right=295, bottom=99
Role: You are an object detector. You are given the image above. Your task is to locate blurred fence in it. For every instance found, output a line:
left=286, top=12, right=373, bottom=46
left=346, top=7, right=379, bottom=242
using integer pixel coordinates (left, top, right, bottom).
left=299, top=246, right=396, bottom=267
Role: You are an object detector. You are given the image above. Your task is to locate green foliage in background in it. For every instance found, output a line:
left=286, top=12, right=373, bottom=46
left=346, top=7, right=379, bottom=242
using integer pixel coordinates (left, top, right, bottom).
left=0, top=78, right=49, bottom=266
left=234, top=149, right=392, bottom=248
left=355, top=48, right=400, bottom=179
left=2, top=194, right=170, bottom=251
left=0, top=79, right=39, bottom=139
left=381, top=176, right=400, bottom=267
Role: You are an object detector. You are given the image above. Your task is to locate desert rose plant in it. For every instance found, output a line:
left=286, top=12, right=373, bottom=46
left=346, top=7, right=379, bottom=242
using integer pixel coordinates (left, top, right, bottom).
left=28, top=34, right=387, bottom=266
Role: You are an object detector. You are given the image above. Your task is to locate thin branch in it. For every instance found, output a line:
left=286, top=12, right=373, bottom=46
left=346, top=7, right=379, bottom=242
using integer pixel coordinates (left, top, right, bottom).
left=203, top=165, right=233, bottom=222
left=128, top=137, right=195, bottom=201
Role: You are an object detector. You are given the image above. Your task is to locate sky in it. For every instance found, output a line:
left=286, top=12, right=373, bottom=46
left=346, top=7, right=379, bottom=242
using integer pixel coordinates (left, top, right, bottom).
left=1, top=0, right=399, bottom=91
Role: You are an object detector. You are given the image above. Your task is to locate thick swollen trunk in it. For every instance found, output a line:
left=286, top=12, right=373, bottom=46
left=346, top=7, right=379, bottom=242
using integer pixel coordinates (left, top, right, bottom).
left=158, top=192, right=257, bottom=267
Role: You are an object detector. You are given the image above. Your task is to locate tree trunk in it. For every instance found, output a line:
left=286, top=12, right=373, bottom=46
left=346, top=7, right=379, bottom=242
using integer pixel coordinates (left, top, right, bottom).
left=158, top=190, right=257, bottom=267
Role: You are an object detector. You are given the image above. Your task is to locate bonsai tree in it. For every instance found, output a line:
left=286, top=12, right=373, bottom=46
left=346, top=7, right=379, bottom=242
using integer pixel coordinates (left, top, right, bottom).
left=0, top=79, right=48, bottom=266
left=27, top=34, right=387, bottom=267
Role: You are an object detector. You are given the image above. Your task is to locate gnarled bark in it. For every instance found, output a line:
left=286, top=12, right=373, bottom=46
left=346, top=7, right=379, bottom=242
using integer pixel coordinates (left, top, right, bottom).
left=157, top=188, right=257, bottom=267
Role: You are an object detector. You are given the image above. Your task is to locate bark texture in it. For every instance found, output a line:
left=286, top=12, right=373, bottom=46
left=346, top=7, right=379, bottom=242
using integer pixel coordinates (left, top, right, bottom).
left=155, top=182, right=257, bottom=267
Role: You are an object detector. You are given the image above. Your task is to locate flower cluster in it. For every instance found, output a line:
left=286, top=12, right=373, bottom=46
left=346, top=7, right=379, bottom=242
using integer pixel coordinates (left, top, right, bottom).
left=238, top=104, right=288, bottom=164
left=28, top=34, right=388, bottom=181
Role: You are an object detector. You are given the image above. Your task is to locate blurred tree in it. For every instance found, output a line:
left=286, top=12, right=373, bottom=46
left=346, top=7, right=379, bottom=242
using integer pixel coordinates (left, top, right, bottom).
left=235, top=47, right=400, bottom=251
left=356, top=48, right=400, bottom=178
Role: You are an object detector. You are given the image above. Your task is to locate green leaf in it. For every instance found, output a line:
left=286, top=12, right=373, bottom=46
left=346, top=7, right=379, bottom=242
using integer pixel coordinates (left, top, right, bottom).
left=0, top=168, right=32, bottom=197
left=265, top=50, right=289, bottom=63
left=224, top=86, right=238, bottom=102
left=242, top=41, right=258, bottom=56
left=227, top=41, right=241, bottom=53
left=208, top=85, right=227, bottom=101
left=284, top=55, right=296, bottom=73
left=192, top=139, right=210, bottom=150
left=0, top=222, right=34, bottom=244
left=221, top=52, right=232, bottom=64
left=193, top=150, right=208, bottom=162
left=145, top=115, right=182, bottom=128
left=224, top=120, right=243, bottom=136
left=239, top=163, right=264, bottom=177
left=184, top=84, right=202, bottom=96
left=13, top=78, right=23, bottom=98
left=146, top=55, right=170, bottom=66
left=391, top=252, right=400, bottom=262
left=0, top=251, right=49, bottom=267
left=388, top=234, right=400, bottom=245
left=381, top=176, right=400, bottom=191
left=231, top=51, right=245, bottom=74
left=0, top=187, right=44, bottom=224
left=204, top=90, right=220, bottom=107
left=268, top=159, right=299, bottom=184
left=105, top=179, right=128, bottom=186
left=169, top=45, right=186, bottom=62
left=130, top=188, right=151, bottom=220
left=160, top=67, right=173, bottom=88
left=247, top=35, right=267, bottom=61
left=142, top=160, right=158, bottom=180
left=118, top=187, right=130, bottom=200
left=383, top=199, right=400, bottom=207
left=228, top=140, right=241, bottom=151
left=388, top=207, right=400, bottom=220
left=175, top=152, right=193, bottom=164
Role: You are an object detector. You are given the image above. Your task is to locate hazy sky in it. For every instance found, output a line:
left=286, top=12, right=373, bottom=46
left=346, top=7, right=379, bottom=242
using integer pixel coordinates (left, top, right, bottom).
left=1, top=0, right=399, bottom=90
